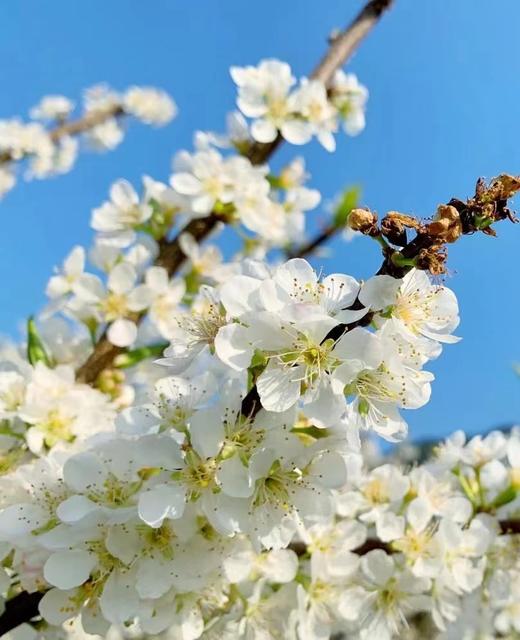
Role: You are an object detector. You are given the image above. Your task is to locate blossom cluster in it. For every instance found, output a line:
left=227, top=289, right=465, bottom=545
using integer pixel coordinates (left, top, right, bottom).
left=0, top=247, right=463, bottom=636
left=0, top=413, right=518, bottom=640
left=0, top=48, right=516, bottom=640
left=0, top=85, right=177, bottom=199
left=231, top=59, right=368, bottom=150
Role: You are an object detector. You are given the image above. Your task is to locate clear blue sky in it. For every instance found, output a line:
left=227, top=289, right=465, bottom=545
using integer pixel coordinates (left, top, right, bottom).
left=0, top=0, right=518, bottom=441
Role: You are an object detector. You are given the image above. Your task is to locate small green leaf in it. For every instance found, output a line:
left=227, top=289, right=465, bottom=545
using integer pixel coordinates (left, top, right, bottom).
left=333, top=185, right=361, bottom=227
left=26, top=317, right=51, bottom=367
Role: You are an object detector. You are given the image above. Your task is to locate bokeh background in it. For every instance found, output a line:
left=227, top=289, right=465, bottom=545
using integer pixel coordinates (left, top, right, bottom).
left=0, top=0, right=518, bottom=440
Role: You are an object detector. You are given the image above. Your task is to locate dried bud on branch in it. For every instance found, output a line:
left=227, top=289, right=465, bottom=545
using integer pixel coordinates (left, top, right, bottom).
left=426, top=204, right=462, bottom=244
left=347, top=207, right=379, bottom=234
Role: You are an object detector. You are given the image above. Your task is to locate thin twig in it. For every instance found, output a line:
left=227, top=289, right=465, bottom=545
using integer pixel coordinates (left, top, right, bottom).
left=288, top=222, right=337, bottom=259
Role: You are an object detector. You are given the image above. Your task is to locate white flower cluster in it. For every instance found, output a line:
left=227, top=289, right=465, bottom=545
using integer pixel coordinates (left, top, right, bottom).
left=0, top=405, right=518, bottom=640
left=231, top=59, right=367, bottom=150
left=0, top=85, right=176, bottom=199
left=0, top=246, right=464, bottom=637
left=0, top=50, right=516, bottom=640
left=170, top=149, right=320, bottom=246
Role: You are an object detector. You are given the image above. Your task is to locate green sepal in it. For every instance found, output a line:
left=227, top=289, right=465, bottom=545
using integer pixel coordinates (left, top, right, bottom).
left=27, top=317, right=52, bottom=367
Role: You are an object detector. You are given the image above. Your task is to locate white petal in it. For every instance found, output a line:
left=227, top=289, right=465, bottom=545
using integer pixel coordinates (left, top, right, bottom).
left=359, top=275, right=401, bottom=310
left=108, top=318, right=137, bottom=347
left=309, top=451, right=347, bottom=489
left=63, top=452, right=107, bottom=493
left=281, top=120, right=312, bottom=145
left=261, top=549, right=298, bottom=583
left=110, top=179, right=138, bottom=209
left=256, top=361, right=302, bottom=412
left=189, top=408, right=224, bottom=458
left=136, top=557, right=174, bottom=599
left=107, top=262, right=137, bottom=295
left=138, top=483, right=186, bottom=527
left=170, top=172, right=201, bottom=196
left=39, top=588, right=78, bottom=625
left=217, top=455, right=254, bottom=498
left=214, top=324, right=253, bottom=371
left=406, top=497, right=431, bottom=533
left=361, top=549, right=395, bottom=585
left=251, top=119, right=278, bottom=143
left=44, top=550, right=96, bottom=589
left=56, top=495, right=98, bottom=523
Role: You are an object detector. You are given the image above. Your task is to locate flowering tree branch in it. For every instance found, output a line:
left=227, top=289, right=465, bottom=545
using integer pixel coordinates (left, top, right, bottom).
left=2, top=2, right=519, bottom=639
left=243, top=173, right=520, bottom=417
left=0, top=86, right=176, bottom=199
left=75, top=0, right=394, bottom=386
left=0, top=105, right=123, bottom=166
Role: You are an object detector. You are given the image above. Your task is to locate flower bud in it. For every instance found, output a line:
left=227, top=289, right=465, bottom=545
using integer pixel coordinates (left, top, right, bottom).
left=347, top=207, right=378, bottom=234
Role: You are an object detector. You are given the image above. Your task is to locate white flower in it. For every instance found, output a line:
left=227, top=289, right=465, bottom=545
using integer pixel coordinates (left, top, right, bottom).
left=140, top=266, right=186, bottom=339
left=359, top=269, right=460, bottom=345
left=123, top=87, right=177, bottom=125
left=91, top=179, right=152, bottom=247
left=333, top=332, right=433, bottom=441
left=0, top=166, right=15, bottom=198
left=46, top=246, right=86, bottom=299
left=230, top=59, right=298, bottom=144
left=330, top=70, right=368, bottom=136
left=338, top=550, right=431, bottom=640
left=18, top=362, right=114, bottom=451
left=85, top=118, right=124, bottom=150
left=72, top=262, right=150, bottom=347
left=171, top=148, right=233, bottom=216
left=288, top=79, right=338, bottom=151
left=30, top=95, right=74, bottom=121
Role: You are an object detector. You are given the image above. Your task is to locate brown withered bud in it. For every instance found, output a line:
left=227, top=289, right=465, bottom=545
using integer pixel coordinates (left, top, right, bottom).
left=347, top=207, right=379, bottom=235
left=381, top=211, right=421, bottom=246
left=426, top=204, right=462, bottom=244
left=384, top=211, right=421, bottom=229
left=415, top=244, right=448, bottom=275
left=485, top=174, right=520, bottom=202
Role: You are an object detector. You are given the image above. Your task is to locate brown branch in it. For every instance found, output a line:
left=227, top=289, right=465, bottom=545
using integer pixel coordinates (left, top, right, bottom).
left=76, top=0, right=394, bottom=386
left=0, top=106, right=125, bottom=165
left=288, top=222, right=337, bottom=259
left=0, top=591, right=43, bottom=636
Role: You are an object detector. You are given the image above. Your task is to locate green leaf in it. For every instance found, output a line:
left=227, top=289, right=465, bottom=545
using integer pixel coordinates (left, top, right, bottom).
left=114, top=342, right=168, bottom=369
left=332, top=185, right=361, bottom=227
left=26, top=317, right=51, bottom=366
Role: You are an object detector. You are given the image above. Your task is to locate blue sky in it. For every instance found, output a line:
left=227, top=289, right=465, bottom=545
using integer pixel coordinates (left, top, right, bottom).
left=0, top=0, right=518, bottom=440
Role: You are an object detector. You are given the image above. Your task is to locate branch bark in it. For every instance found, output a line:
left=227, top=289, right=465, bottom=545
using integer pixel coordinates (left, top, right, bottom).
left=0, top=592, right=43, bottom=637
left=76, top=0, right=394, bottom=385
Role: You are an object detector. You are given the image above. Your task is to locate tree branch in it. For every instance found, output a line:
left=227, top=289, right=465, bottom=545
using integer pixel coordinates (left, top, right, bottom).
left=0, top=592, right=43, bottom=637
left=76, top=0, right=394, bottom=386
left=288, top=222, right=338, bottom=259
left=0, top=106, right=125, bottom=165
